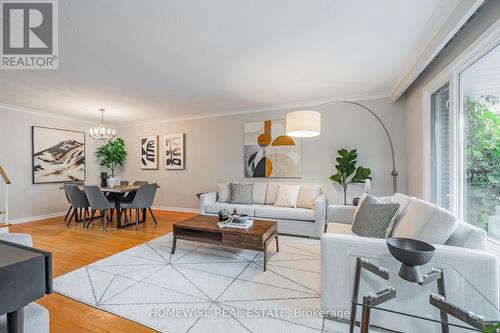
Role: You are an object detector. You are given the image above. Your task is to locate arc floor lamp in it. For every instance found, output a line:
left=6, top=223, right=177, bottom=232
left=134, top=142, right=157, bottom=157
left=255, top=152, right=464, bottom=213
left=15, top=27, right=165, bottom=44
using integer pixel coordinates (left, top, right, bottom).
left=285, top=101, right=399, bottom=194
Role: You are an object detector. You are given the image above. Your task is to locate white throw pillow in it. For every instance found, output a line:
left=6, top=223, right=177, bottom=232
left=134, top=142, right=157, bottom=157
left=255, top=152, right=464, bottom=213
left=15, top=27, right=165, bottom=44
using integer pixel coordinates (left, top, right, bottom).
left=393, top=198, right=458, bottom=244
left=265, top=183, right=280, bottom=205
left=385, top=193, right=414, bottom=237
left=297, top=185, right=321, bottom=209
left=252, top=182, right=268, bottom=205
left=352, top=192, right=368, bottom=222
left=274, top=185, right=302, bottom=208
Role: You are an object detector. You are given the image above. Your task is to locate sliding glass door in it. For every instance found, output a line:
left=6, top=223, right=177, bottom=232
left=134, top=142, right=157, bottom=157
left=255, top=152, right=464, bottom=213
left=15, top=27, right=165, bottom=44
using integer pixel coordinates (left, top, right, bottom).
left=459, top=43, right=500, bottom=242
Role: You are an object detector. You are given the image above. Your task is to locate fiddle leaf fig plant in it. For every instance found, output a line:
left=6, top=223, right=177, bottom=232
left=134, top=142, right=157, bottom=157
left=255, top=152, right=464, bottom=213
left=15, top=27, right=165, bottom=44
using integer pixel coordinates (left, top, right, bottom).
left=95, top=138, right=127, bottom=178
left=330, top=149, right=371, bottom=205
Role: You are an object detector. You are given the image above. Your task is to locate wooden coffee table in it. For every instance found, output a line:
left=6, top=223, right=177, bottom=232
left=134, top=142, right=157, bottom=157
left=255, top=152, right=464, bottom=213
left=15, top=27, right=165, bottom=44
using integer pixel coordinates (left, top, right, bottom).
left=171, top=215, right=278, bottom=271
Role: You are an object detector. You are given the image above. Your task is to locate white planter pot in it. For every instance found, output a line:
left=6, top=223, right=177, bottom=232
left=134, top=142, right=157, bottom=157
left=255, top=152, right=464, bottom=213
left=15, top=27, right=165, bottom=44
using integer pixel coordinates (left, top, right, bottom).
left=108, top=177, right=116, bottom=188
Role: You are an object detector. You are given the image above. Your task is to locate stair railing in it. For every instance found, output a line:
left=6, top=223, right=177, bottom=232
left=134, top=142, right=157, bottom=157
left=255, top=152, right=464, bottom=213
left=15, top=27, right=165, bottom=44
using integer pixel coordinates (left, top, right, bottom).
left=0, top=165, right=11, bottom=224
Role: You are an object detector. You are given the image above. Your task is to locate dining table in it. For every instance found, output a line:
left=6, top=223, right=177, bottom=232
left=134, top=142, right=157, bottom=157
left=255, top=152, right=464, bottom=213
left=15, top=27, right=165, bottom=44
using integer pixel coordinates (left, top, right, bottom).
left=60, top=184, right=160, bottom=228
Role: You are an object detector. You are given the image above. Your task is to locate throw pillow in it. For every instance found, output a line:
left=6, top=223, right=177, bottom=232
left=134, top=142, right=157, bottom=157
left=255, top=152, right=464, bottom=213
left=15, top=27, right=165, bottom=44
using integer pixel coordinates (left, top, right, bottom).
left=230, top=183, right=254, bottom=204
left=352, top=192, right=368, bottom=222
left=385, top=193, right=414, bottom=238
left=252, top=182, right=268, bottom=205
left=274, top=184, right=302, bottom=208
left=351, top=194, right=400, bottom=238
left=216, top=183, right=230, bottom=203
left=297, top=185, right=321, bottom=209
left=392, top=198, right=457, bottom=244
left=265, top=183, right=280, bottom=205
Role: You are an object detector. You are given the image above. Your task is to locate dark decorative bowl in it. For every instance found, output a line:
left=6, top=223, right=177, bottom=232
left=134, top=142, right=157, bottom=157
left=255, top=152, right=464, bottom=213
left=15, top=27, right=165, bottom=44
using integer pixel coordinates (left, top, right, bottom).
left=386, top=238, right=435, bottom=283
left=233, top=214, right=249, bottom=223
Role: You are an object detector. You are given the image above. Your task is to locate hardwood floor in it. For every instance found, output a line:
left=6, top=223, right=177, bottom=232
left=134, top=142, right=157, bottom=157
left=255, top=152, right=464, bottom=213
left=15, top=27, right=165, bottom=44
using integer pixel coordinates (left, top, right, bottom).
left=10, top=209, right=197, bottom=333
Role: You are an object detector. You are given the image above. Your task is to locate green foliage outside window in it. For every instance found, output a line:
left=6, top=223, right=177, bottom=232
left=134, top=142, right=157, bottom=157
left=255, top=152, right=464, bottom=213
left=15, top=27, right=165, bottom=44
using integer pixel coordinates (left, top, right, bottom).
left=464, top=96, right=500, bottom=232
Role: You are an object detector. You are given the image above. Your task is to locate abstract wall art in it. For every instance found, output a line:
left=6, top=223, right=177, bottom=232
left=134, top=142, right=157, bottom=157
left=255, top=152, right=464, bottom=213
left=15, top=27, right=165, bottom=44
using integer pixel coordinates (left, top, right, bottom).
left=140, top=135, right=158, bottom=169
left=164, top=133, right=185, bottom=170
left=32, top=126, right=86, bottom=184
left=244, top=119, right=301, bottom=178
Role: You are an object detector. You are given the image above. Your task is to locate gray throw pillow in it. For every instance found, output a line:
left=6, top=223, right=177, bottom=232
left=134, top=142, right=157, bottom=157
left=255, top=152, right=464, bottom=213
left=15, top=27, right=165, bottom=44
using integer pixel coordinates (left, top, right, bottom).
left=230, top=183, right=254, bottom=204
left=351, top=194, right=400, bottom=238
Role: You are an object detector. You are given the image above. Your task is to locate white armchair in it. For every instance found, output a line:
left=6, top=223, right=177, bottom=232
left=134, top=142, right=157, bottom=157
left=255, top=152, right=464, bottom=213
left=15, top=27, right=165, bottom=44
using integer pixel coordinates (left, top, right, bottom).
left=321, top=198, right=499, bottom=333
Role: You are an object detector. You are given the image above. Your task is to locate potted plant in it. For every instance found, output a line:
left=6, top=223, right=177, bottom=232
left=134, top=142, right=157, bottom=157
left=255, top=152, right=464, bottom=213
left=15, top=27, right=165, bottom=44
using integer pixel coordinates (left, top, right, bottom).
left=95, top=138, right=127, bottom=187
left=330, top=148, right=371, bottom=205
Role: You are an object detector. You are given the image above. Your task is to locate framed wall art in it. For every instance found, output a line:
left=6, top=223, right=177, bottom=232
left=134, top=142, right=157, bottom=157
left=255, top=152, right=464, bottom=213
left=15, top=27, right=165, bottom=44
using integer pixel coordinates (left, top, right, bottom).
left=140, top=135, right=159, bottom=169
left=244, top=119, right=301, bottom=178
left=164, top=133, right=185, bottom=170
left=32, top=126, right=86, bottom=184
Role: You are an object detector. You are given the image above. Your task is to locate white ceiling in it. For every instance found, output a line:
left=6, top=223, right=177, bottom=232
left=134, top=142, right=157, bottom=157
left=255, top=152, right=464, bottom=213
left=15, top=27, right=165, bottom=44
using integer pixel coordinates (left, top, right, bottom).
left=0, top=0, right=470, bottom=125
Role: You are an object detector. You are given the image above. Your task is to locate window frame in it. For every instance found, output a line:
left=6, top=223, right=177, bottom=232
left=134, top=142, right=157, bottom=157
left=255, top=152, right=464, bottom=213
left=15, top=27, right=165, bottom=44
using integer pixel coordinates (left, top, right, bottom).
left=430, top=83, right=450, bottom=209
left=422, top=17, right=500, bottom=244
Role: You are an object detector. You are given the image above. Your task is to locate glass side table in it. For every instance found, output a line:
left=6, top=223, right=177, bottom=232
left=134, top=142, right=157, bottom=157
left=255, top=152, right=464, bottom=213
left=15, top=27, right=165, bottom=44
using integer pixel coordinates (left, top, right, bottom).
left=348, top=256, right=499, bottom=333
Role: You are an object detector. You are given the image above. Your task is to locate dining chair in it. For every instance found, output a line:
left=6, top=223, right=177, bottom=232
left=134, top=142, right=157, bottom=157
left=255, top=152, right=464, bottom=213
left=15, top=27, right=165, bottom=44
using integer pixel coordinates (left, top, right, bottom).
left=64, top=184, right=89, bottom=226
left=120, top=180, right=148, bottom=202
left=110, top=180, right=130, bottom=199
left=63, top=181, right=84, bottom=222
left=83, top=186, right=116, bottom=231
left=119, top=183, right=158, bottom=230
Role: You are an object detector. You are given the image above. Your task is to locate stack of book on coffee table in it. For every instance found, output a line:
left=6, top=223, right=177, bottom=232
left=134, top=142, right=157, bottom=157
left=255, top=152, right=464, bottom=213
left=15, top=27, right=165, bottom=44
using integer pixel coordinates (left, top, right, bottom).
left=217, top=214, right=254, bottom=229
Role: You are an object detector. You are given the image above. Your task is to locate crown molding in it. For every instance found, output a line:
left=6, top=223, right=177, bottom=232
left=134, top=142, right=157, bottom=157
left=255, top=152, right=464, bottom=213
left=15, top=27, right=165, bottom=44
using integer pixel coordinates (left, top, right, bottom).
left=116, top=92, right=389, bottom=129
left=388, top=0, right=485, bottom=102
left=0, top=103, right=121, bottom=127
left=1, top=92, right=390, bottom=129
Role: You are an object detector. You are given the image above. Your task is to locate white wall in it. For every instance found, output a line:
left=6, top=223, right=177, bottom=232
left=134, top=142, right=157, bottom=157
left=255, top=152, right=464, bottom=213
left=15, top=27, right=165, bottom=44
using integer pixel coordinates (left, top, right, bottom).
left=0, top=107, right=100, bottom=222
left=118, top=97, right=407, bottom=210
left=403, top=0, right=500, bottom=198
left=0, top=97, right=407, bottom=220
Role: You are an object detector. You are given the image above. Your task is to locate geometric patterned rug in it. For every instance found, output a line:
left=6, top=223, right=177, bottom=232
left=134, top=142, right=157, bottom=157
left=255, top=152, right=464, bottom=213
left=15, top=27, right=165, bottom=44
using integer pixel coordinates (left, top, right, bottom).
left=54, top=233, right=346, bottom=333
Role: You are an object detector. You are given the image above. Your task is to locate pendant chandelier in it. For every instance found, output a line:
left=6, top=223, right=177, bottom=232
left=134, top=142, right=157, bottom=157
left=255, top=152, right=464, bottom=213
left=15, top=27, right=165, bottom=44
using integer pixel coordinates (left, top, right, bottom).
left=88, top=108, right=116, bottom=142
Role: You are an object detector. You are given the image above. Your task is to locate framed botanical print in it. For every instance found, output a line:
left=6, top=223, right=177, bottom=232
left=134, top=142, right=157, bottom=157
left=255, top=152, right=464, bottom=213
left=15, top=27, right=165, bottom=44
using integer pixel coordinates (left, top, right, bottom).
left=164, top=133, right=185, bottom=170
left=32, top=126, right=86, bottom=184
left=140, top=135, right=159, bottom=170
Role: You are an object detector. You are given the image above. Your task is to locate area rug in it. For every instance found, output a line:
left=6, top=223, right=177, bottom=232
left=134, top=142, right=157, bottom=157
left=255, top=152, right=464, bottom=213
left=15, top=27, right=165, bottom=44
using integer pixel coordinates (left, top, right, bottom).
left=54, top=233, right=343, bottom=333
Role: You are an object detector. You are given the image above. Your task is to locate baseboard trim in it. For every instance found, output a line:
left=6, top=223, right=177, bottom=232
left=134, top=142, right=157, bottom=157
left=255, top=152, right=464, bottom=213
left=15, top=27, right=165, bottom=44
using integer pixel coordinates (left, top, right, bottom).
left=9, top=207, right=198, bottom=224
left=151, top=206, right=200, bottom=213
left=10, top=211, right=67, bottom=224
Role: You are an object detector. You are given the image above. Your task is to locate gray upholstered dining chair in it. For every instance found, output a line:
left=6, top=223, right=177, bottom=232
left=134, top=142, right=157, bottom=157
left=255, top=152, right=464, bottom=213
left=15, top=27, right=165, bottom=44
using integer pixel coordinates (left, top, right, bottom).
left=120, top=183, right=158, bottom=230
left=64, top=184, right=89, bottom=226
left=63, top=181, right=84, bottom=222
left=83, top=186, right=116, bottom=231
left=121, top=181, right=148, bottom=215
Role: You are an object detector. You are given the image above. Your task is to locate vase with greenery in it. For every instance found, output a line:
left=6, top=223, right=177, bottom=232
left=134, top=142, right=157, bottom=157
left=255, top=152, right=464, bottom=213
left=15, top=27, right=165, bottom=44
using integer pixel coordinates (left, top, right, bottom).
left=95, top=138, right=127, bottom=185
left=330, top=149, right=371, bottom=205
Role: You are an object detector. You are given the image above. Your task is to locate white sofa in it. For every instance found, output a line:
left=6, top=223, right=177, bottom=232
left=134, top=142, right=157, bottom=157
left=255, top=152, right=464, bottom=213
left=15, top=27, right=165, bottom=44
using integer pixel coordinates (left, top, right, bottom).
left=321, top=193, right=499, bottom=333
left=199, top=182, right=327, bottom=237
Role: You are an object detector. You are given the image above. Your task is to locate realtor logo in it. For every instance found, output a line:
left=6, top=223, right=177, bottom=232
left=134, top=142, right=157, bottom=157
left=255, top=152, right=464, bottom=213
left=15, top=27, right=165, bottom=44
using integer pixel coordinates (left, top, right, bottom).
left=1, top=0, right=58, bottom=69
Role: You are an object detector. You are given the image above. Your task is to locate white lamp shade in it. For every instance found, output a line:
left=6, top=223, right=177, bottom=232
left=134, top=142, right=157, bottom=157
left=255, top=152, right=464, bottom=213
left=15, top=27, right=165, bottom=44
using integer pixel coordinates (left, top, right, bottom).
left=286, top=110, right=321, bottom=137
